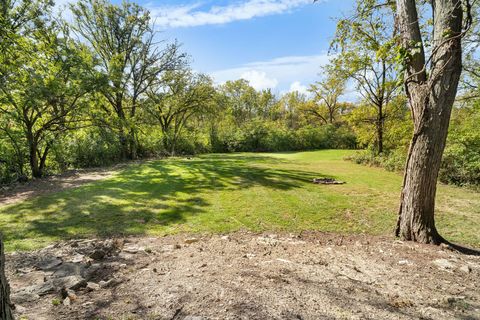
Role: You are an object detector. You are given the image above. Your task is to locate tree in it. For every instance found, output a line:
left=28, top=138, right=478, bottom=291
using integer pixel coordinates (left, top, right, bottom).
left=0, top=237, right=12, bottom=320
left=146, top=69, right=215, bottom=155
left=219, top=79, right=260, bottom=126
left=71, top=0, right=185, bottom=159
left=332, top=0, right=399, bottom=154
left=277, top=91, right=307, bottom=129
left=395, top=0, right=470, bottom=244
left=0, top=20, right=94, bottom=178
left=346, top=95, right=411, bottom=151
left=308, top=66, right=346, bottom=124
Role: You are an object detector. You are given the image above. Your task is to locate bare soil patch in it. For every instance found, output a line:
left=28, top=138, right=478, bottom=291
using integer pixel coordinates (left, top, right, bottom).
left=0, top=164, right=129, bottom=207
left=6, top=232, right=480, bottom=320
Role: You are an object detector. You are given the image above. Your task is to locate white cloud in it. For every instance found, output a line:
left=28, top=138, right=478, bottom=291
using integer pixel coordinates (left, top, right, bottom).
left=240, top=70, right=278, bottom=90
left=210, top=54, right=332, bottom=92
left=148, top=0, right=316, bottom=28
left=289, top=81, right=309, bottom=95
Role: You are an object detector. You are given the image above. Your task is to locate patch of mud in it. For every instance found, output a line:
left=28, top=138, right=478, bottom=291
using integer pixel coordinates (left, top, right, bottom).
left=6, top=232, right=480, bottom=320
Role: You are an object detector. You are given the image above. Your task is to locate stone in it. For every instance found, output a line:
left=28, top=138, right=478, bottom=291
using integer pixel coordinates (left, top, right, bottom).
left=18, top=282, right=55, bottom=297
left=86, top=282, right=101, bottom=291
left=16, top=271, right=47, bottom=286
left=185, top=238, right=199, bottom=244
left=123, top=245, right=143, bottom=254
left=52, top=275, right=87, bottom=291
left=257, top=237, right=279, bottom=246
left=69, top=254, right=85, bottom=264
left=35, top=257, right=62, bottom=271
left=60, top=288, right=77, bottom=304
left=433, top=259, right=455, bottom=270
left=14, top=304, right=27, bottom=313
left=459, top=265, right=472, bottom=273
left=51, top=262, right=87, bottom=278
left=63, top=297, right=71, bottom=306
left=99, top=278, right=122, bottom=288
left=10, top=292, right=40, bottom=304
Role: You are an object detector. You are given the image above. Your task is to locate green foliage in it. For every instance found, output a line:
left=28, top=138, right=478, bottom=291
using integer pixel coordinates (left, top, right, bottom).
left=209, top=121, right=356, bottom=153
left=0, top=0, right=478, bottom=193
left=67, top=129, right=122, bottom=168
left=440, top=104, right=480, bottom=187
left=349, top=102, right=480, bottom=188
left=346, top=96, right=412, bottom=152
left=347, top=149, right=406, bottom=172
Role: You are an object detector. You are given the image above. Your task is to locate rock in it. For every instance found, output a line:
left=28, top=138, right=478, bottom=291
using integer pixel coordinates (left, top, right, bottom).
left=14, top=304, right=27, bottom=313
left=63, top=297, right=71, bottom=306
left=35, top=257, right=62, bottom=270
left=257, top=237, right=279, bottom=246
left=185, top=238, right=199, bottom=244
left=123, top=245, right=143, bottom=254
left=18, top=282, right=55, bottom=297
left=99, top=278, right=122, bottom=288
left=221, top=235, right=230, bottom=241
left=51, top=262, right=87, bottom=278
left=184, top=317, right=207, bottom=320
left=16, top=271, right=47, bottom=285
left=459, top=265, right=472, bottom=273
left=86, top=282, right=100, bottom=291
left=89, top=249, right=106, bottom=260
left=52, top=275, right=87, bottom=291
left=398, top=260, right=411, bottom=266
left=10, top=292, right=40, bottom=304
left=433, top=259, right=455, bottom=270
left=69, top=253, right=85, bottom=263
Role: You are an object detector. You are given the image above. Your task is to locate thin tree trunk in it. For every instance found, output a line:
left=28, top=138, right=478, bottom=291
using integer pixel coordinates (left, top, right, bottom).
left=0, top=237, right=14, bottom=320
left=395, top=0, right=463, bottom=243
left=376, top=107, right=384, bottom=154
left=27, top=137, right=41, bottom=179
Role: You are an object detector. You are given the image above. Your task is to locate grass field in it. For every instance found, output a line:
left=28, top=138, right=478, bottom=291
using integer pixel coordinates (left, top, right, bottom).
left=0, top=150, right=479, bottom=251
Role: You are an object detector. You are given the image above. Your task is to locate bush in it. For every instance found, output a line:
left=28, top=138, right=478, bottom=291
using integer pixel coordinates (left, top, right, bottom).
left=347, top=148, right=406, bottom=172
left=67, top=129, right=122, bottom=168
left=210, top=122, right=357, bottom=153
left=438, top=104, right=480, bottom=187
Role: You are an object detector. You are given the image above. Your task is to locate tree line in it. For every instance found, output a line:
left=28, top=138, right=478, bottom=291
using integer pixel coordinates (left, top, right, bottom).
left=1, top=0, right=478, bottom=190
left=0, top=0, right=355, bottom=183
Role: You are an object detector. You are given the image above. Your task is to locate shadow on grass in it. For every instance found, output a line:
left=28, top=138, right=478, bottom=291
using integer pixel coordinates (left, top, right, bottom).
left=0, top=154, right=330, bottom=248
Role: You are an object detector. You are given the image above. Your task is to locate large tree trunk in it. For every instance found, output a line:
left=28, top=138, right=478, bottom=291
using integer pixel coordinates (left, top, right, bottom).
left=396, top=0, right=463, bottom=243
left=0, top=237, right=14, bottom=320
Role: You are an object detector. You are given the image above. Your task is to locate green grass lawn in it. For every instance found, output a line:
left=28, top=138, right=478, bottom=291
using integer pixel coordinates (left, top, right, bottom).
left=1, top=150, right=479, bottom=251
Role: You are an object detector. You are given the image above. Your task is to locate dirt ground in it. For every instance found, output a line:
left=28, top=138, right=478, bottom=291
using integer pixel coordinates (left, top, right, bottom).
left=6, top=232, right=480, bottom=320
left=0, top=165, right=127, bottom=207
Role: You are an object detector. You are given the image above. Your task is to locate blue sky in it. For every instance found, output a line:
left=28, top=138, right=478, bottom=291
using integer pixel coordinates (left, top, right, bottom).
left=60, top=0, right=356, bottom=95
left=139, top=0, right=356, bottom=95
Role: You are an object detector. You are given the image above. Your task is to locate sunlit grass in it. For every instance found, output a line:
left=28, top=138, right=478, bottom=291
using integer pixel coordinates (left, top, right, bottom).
left=0, top=150, right=478, bottom=251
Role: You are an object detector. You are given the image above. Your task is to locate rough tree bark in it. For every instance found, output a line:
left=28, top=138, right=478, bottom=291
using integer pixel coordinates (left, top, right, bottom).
left=396, top=0, right=464, bottom=243
left=0, top=237, right=14, bottom=320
